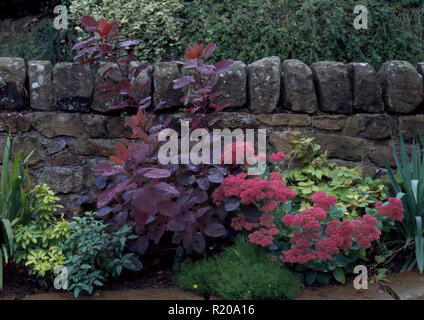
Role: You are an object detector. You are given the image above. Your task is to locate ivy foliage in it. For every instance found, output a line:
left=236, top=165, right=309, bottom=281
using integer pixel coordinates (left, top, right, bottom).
left=176, top=0, right=424, bottom=69
left=70, top=0, right=423, bottom=68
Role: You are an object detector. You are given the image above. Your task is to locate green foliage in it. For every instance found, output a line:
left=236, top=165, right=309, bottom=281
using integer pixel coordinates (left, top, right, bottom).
left=69, top=0, right=184, bottom=62
left=13, top=183, right=68, bottom=286
left=0, top=135, right=33, bottom=290
left=381, top=133, right=424, bottom=273
left=173, top=236, right=302, bottom=300
left=292, top=243, right=368, bottom=286
left=71, top=0, right=424, bottom=68
left=281, top=137, right=386, bottom=217
left=5, top=19, right=79, bottom=64
left=175, top=0, right=424, bottom=69
left=61, top=212, right=137, bottom=298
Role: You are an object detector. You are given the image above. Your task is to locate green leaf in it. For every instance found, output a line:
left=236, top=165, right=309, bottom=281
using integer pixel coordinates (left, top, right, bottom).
left=333, top=267, right=346, bottom=284
left=316, top=273, right=330, bottom=285
left=305, top=271, right=317, bottom=285
left=415, top=216, right=424, bottom=274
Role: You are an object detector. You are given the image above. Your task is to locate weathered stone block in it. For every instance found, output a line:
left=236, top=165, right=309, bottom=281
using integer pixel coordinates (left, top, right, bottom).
left=45, top=138, right=67, bottom=155
left=0, top=57, right=26, bottom=86
left=313, top=134, right=367, bottom=161
left=247, top=57, right=280, bottom=114
left=288, top=114, right=311, bottom=127
left=11, top=135, right=44, bottom=168
left=53, top=62, right=93, bottom=112
left=81, top=114, right=108, bottom=138
left=0, top=113, right=31, bottom=133
left=312, top=115, right=346, bottom=131
left=257, top=114, right=289, bottom=127
left=52, top=154, right=86, bottom=166
left=280, top=59, right=318, bottom=114
left=347, top=62, right=384, bottom=113
left=216, top=112, right=258, bottom=128
left=153, top=62, right=183, bottom=109
left=33, top=112, right=86, bottom=138
left=92, top=63, right=127, bottom=113
left=129, top=61, right=152, bottom=101
left=269, top=130, right=303, bottom=154
left=368, top=143, right=412, bottom=168
left=28, top=60, right=54, bottom=110
left=70, top=138, right=115, bottom=157
left=212, top=61, right=247, bottom=108
left=39, top=167, right=83, bottom=194
left=378, top=61, right=423, bottom=114
left=0, top=57, right=27, bottom=110
left=345, top=114, right=393, bottom=140
left=399, top=115, right=424, bottom=141
left=106, top=116, right=132, bottom=138
left=311, top=61, right=353, bottom=114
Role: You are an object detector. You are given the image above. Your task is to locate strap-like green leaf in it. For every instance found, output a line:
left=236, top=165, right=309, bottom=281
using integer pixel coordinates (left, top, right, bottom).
left=416, top=217, right=424, bottom=274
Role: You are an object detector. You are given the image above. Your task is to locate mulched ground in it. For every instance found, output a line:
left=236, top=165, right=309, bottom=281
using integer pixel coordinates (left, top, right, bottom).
left=0, top=261, right=176, bottom=300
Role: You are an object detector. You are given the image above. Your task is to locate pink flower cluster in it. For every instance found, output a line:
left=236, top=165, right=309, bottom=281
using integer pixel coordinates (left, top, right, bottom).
left=270, top=152, right=286, bottom=162
left=375, top=198, right=404, bottom=222
left=310, top=191, right=337, bottom=211
left=280, top=192, right=382, bottom=264
left=212, top=171, right=296, bottom=211
left=231, top=213, right=280, bottom=247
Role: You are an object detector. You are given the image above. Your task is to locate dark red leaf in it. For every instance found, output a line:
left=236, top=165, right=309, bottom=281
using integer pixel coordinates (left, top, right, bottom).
left=204, top=223, right=227, bottom=237
left=167, top=218, right=185, bottom=232
left=214, top=60, right=234, bottom=73
left=115, top=142, right=128, bottom=162
left=202, top=42, right=216, bottom=59
left=157, top=199, right=175, bottom=217
left=172, top=76, right=195, bottom=89
left=80, top=15, right=98, bottom=32
left=117, top=40, right=139, bottom=48
left=143, top=168, right=171, bottom=179
left=97, top=179, right=135, bottom=208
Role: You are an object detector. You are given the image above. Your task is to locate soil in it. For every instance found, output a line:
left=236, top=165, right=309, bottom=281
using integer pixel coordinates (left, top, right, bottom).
left=0, top=261, right=176, bottom=300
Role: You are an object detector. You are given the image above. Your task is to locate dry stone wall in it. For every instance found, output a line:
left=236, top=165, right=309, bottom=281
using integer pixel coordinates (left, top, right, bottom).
left=0, top=56, right=424, bottom=214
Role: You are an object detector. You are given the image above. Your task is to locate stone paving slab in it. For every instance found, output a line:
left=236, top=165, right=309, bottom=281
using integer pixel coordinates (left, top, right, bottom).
left=385, top=270, right=424, bottom=300
left=295, top=283, right=393, bottom=300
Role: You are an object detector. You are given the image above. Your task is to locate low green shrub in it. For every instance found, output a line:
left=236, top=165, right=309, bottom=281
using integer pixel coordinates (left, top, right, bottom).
left=70, top=0, right=424, bottom=68
left=5, top=19, right=78, bottom=64
left=69, top=0, right=184, bottom=62
left=173, top=236, right=302, bottom=300
left=175, top=0, right=424, bottom=68
left=61, top=212, right=137, bottom=298
left=14, top=183, right=69, bottom=287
